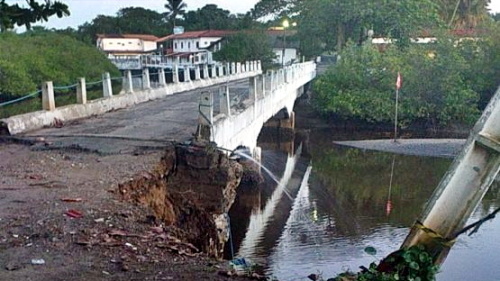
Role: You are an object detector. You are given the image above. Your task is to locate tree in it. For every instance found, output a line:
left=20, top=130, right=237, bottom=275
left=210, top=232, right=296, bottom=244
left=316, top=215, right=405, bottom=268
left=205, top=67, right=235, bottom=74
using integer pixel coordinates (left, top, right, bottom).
left=436, top=0, right=491, bottom=28
left=213, top=31, right=276, bottom=71
left=164, top=0, right=187, bottom=27
left=0, top=0, right=69, bottom=31
left=76, top=7, right=167, bottom=44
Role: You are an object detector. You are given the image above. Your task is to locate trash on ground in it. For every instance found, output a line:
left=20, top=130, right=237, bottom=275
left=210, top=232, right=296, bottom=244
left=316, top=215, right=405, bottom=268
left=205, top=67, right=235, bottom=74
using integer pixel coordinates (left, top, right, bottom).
left=31, top=259, right=45, bottom=265
left=65, top=209, right=84, bottom=218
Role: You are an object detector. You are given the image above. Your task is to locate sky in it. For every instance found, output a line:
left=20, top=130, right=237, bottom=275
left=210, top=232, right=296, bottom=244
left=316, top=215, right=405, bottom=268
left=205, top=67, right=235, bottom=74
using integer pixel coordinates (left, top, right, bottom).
left=10, top=0, right=260, bottom=29
left=8, top=0, right=500, bottom=30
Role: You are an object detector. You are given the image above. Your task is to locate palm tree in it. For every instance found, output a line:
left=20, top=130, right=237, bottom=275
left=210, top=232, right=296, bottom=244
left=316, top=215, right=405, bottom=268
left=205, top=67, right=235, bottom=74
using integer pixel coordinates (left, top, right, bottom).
left=165, top=0, right=187, bottom=27
left=437, top=0, right=491, bottom=29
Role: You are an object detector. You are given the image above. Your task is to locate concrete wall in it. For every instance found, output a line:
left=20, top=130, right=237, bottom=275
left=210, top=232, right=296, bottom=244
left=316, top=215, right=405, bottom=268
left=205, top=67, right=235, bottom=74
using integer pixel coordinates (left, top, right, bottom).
left=2, top=62, right=263, bottom=135
left=210, top=61, right=316, bottom=152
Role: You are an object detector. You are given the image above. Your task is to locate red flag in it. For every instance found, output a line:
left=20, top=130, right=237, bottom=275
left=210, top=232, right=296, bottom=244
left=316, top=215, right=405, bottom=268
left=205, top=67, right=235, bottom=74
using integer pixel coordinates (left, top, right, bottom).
left=396, top=72, right=402, bottom=90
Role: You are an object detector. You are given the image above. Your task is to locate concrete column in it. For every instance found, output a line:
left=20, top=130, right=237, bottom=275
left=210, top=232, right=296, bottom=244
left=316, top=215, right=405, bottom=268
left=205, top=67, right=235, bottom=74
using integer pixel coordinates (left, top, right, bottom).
left=42, top=81, right=55, bottom=111
left=195, top=65, right=201, bottom=80
left=159, top=68, right=166, bottom=86
left=218, top=65, right=224, bottom=77
left=226, top=63, right=230, bottom=76
left=199, top=91, right=213, bottom=125
left=260, top=75, right=266, bottom=97
left=236, top=62, right=241, bottom=73
left=211, top=65, right=217, bottom=78
left=219, top=86, right=231, bottom=117
left=184, top=66, right=191, bottom=82
left=245, top=61, right=250, bottom=73
left=257, top=61, right=262, bottom=71
left=270, top=71, right=275, bottom=92
left=142, top=68, right=151, bottom=90
left=203, top=64, right=209, bottom=79
left=76, top=77, right=87, bottom=104
left=251, top=61, right=256, bottom=71
left=123, top=70, right=133, bottom=93
left=173, top=64, right=179, bottom=83
left=249, top=76, right=257, bottom=102
left=231, top=62, right=236, bottom=74
left=102, top=72, right=113, bottom=98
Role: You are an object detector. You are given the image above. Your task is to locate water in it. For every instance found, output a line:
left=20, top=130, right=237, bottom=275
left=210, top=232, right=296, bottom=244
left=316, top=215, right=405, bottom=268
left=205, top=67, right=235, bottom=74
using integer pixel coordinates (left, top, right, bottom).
left=228, top=128, right=500, bottom=281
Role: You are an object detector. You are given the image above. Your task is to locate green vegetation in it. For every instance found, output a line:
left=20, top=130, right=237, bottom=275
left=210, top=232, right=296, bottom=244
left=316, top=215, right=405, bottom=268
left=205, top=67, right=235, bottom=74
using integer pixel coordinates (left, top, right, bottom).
left=313, top=23, right=500, bottom=129
left=333, top=246, right=439, bottom=281
left=313, top=40, right=481, bottom=128
left=0, top=31, right=119, bottom=117
left=0, top=0, right=69, bottom=31
left=213, top=31, right=276, bottom=71
left=0, top=31, right=119, bottom=97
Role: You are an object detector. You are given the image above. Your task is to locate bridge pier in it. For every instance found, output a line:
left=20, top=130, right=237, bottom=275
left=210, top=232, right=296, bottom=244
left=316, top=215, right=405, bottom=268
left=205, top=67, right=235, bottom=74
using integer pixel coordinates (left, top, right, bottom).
left=42, top=81, right=55, bottom=111
left=219, top=86, right=230, bottom=117
left=102, top=72, right=113, bottom=98
left=203, top=64, right=209, bottom=79
left=184, top=66, right=191, bottom=82
left=123, top=70, right=133, bottom=93
left=77, top=78, right=87, bottom=104
left=195, top=65, right=201, bottom=80
left=173, top=64, right=179, bottom=83
left=142, top=68, right=151, bottom=90
left=158, top=68, right=166, bottom=86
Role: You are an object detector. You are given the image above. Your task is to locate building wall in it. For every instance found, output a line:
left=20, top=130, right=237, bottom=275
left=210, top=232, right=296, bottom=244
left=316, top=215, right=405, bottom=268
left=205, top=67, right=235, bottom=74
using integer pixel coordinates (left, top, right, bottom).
left=273, top=48, right=298, bottom=65
left=97, top=38, right=157, bottom=53
left=172, top=37, right=222, bottom=53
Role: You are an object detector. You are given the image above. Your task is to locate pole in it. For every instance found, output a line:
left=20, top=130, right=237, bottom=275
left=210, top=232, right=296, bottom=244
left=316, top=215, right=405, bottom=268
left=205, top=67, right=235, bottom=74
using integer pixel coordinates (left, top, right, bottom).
left=282, top=28, right=286, bottom=67
left=394, top=88, right=399, bottom=142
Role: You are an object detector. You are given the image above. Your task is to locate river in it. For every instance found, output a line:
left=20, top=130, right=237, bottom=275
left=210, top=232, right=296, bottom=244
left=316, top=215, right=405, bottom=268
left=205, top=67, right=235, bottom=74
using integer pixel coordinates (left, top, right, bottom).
left=227, top=126, right=500, bottom=281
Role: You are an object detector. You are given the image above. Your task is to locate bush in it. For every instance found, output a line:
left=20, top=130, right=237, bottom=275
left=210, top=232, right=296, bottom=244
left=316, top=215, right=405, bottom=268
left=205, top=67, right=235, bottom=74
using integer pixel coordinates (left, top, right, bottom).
left=312, top=32, right=493, bottom=128
left=0, top=31, right=119, bottom=98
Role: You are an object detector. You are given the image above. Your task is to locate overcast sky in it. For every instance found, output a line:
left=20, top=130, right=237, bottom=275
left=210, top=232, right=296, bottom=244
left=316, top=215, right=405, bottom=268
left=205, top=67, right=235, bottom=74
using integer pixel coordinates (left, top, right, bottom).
left=11, top=0, right=260, bottom=29
left=9, top=0, right=500, bottom=30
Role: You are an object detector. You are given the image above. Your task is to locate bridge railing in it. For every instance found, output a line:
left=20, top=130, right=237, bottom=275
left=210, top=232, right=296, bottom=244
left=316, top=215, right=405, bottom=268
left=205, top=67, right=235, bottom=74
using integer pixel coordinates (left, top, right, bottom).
left=197, top=61, right=317, bottom=150
left=1, top=61, right=262, bottom=135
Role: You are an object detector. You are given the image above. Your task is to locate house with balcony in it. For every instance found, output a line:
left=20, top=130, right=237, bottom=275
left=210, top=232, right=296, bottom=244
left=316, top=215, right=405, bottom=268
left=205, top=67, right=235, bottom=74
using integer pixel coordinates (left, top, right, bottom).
left=96, top=34, right=160, bottom=57
left=157, top=30, right=234, bottom=67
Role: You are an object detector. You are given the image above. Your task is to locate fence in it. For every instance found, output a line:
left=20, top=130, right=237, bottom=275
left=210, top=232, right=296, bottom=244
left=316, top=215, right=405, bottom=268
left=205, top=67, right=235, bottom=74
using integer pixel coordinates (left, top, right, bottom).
left=0, top=61, right=262, bottom=120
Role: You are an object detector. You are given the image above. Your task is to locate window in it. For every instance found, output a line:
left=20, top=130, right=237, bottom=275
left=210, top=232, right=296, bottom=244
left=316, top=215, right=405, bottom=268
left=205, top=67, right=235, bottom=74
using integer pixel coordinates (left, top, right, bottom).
left=188, top=42, right=191, bottom=48
left=181, top=42, right=184, bottom=48
left=196, top=42, right=199, bottom=49
left=174, top=42, right=177, bottom=49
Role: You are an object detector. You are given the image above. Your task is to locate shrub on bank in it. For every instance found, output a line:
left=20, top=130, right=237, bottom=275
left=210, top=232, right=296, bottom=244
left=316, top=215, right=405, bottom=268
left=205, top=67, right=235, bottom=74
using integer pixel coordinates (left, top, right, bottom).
left=0, top=31, right=119, bottom=98
left=313, top=25, right=500, bottom=129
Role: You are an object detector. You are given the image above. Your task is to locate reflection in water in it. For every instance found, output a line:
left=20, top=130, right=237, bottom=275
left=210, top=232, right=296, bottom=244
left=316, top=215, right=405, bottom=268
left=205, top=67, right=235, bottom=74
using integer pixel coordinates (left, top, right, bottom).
left=229, top=130, right=500, bottom=280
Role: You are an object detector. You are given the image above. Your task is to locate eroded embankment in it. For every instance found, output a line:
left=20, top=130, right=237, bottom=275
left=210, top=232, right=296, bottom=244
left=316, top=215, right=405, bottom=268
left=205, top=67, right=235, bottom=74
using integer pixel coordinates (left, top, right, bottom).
left=118, top=141, right=261, bottom=259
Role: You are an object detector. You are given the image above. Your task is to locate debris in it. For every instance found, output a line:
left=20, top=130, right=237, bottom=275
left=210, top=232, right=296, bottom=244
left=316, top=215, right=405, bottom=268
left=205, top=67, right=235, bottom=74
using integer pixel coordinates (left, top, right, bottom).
left=94, top=218, right=105, bottom=223
left=31, top=259, right=45, bottom=265
left=60, top=198, right=83, bottom=203
left=108, top=229, right=127, bottom=237
left=65, top=209, right=83, bottom=219
left=5, top=262, right=21, bottom=271
left=125, top=242, right=137, bottom=251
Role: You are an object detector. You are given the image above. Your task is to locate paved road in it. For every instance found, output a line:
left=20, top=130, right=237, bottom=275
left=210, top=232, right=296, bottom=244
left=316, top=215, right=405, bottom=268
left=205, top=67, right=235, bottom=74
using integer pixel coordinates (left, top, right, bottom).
left=18, top=79, right=250, bottom=155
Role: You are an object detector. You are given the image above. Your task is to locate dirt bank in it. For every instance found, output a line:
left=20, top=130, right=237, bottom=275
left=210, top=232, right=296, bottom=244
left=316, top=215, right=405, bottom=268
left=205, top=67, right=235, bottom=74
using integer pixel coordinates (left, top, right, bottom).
left=0, top=139, right=260, bottom=281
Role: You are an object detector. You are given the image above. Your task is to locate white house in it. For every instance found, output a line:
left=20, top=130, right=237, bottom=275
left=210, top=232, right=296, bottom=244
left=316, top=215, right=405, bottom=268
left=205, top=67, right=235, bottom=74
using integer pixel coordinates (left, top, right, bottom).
left=267, top=29, right=299, bottom=66
left=157, top=30, right=234, bottom=66
left=96, top=34, right=159, bottom=57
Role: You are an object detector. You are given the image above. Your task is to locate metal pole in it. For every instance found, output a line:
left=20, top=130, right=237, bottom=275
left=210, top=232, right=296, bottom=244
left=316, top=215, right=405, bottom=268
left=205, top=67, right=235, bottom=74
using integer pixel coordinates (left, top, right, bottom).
left=394, top=88, right=399, bottom=142
left=282, top=28, right=286, bottom=67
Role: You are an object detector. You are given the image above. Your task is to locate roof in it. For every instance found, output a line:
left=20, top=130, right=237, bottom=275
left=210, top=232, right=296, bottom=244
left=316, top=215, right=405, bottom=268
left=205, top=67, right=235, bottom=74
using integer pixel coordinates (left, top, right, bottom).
left=97, top=34, right=160, bottom=41
left=157, top=30, right=235, bottom=42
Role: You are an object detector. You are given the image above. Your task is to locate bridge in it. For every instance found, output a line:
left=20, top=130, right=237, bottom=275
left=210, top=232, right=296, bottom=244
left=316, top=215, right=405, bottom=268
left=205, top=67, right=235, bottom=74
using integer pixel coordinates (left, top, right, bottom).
left=1, top=60, right=316, bottom=158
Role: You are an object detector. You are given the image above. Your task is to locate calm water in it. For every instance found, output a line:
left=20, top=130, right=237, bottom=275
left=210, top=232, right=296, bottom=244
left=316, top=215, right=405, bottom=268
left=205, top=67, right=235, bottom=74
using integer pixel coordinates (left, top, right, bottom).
left=228, top=128, right=500, bottom=281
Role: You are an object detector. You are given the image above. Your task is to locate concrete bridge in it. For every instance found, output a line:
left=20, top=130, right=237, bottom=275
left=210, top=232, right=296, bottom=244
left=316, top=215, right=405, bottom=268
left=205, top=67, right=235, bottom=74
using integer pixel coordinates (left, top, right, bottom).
left=1, top=61, right=316, bottom=158
left=197, top=61, right=316, bottom=159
